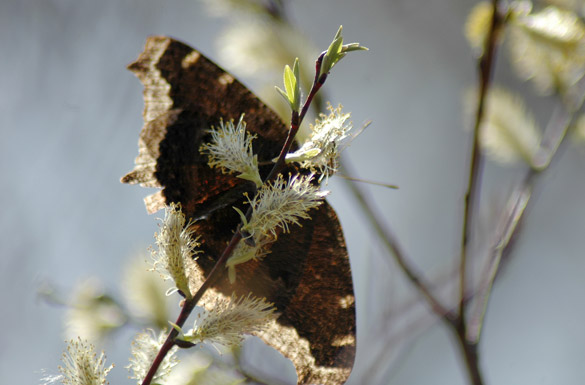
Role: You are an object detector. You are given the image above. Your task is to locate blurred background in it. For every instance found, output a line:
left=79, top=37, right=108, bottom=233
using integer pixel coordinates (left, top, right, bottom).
left=2, top=0, right=585, bottom=384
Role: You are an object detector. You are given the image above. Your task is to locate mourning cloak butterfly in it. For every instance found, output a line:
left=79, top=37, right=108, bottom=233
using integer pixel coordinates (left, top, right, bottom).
left=122, top=36, right=356, bottom=384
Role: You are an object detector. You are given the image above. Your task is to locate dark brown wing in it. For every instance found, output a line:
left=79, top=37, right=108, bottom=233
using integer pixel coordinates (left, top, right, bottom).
left=122, top=36, right=355, bottom=384
left=121, top=36, right=285, bottom=216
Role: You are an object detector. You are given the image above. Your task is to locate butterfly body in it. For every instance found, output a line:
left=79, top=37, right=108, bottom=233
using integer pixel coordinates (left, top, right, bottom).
left=123, top=36, right=355, bottom=384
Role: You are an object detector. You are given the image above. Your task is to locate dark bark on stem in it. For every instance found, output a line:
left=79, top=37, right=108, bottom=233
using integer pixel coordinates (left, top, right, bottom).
left=451, top=2, right=502, bottom=384
left=458, top=0, right=502, bottom=324
left=453, top=326, right=485, bottom=385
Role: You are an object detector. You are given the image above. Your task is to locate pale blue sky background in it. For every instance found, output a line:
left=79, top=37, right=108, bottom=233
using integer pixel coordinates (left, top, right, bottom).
left=2, top=1, right=585, bottom=384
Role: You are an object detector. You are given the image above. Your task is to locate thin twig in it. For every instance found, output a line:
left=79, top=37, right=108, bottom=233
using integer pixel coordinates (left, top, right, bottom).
left=448, top=3, right=505, bottom=384
left=340, top=161, right=451, bottom=317
left=267, top=52, right=326, bottom=180
left=467, top=102, right=576, bottom=342
left=458, top=0, right=503, bottom=326
left=141, top=233, right=243, bottom=385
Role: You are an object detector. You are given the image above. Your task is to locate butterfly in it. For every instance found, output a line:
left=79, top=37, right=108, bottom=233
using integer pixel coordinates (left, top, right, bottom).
left=122, top=36, right=356, bottom=385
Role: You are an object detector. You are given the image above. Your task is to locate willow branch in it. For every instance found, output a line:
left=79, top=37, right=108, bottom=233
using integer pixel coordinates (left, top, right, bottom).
left=458, top=0, right=503, bottom=327
left=141, top=52, right=329, bottom=385
left=467, top=101, right=576, bottom=343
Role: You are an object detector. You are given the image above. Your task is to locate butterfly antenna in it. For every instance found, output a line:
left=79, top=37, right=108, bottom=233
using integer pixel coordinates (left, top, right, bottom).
left=337, top=174, right=399, bottom=189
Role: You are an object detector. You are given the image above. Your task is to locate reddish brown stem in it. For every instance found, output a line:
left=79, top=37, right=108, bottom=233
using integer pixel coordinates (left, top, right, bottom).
left=141, top=233, right=243, bottom=385
left=269, top=53, right=326, bottom=180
